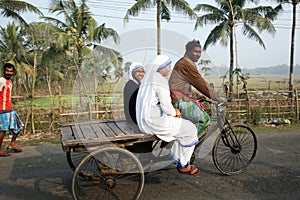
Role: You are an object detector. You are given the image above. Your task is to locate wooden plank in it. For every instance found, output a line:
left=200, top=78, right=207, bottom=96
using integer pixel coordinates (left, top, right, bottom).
left=60, top=120, right=109, bottom=127
left=62, top=134, right=157, bottom=147
left=78, top=124, right=96, bottom=139
left=115, top=121, right=142, bottom=135
left=106, top=122, right=125, bottom=136
left=60, top=126, right=74, bottom=141
left=60, top=119, right=158, bottom=151
left=72, top=124, right=85, bottom=140
left=90, top=123, right=107, bottom=139
left=98, top=122, right=116, bottom=138
left=60, top=125, right=75, bottom=151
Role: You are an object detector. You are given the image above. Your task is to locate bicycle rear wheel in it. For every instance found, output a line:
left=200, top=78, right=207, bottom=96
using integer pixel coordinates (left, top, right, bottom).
left=212, top=124, right=257, bottom=175
left=72, top=146, right=144, bottom=200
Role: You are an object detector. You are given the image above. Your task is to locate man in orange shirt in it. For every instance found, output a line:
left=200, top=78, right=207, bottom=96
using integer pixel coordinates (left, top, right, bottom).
left=0, top=63, right=23, bottom=157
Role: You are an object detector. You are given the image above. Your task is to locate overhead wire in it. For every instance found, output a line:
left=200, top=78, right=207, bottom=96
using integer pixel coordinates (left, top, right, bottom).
left=34, top=1, right=300, bottom=30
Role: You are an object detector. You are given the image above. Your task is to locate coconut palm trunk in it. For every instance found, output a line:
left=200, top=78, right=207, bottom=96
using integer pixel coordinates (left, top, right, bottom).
left=229, top=0, right=240, bottom=98
left=288, top=1, right=297, bottom=98
left=229, top=25, right=234, bottom=97
left=157, top=0, right=161, bottom=55
left=124, top=0, right=196, bottom=56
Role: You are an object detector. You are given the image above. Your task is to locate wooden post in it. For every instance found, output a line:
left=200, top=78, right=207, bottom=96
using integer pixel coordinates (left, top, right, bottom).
left=246, top=97, right=251, bottom=124
left=50, top=93, right=55, bottom=133
left=268, top=90, right=271, bottom=120
left=276, top=89, right=280, bottom=119
left=295, top=89, right=299, bottom=123
left=58, top=86, right=62, bottom=123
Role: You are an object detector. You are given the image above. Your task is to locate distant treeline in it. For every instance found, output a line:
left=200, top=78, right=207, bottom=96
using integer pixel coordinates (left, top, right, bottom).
left=205, top=64, right=300, bottom=76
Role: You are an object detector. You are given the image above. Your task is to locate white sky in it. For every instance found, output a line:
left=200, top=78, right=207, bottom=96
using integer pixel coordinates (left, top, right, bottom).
left=1, top=0, right=299, bottom=69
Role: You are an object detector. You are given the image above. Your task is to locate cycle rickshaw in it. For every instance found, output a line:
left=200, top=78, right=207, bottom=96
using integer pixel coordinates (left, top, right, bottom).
left=60, top=100, right=257, bottom=200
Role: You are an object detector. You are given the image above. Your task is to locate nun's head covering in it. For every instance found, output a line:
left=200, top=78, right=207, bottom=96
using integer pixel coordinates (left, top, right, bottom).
left=155, top=55, right=172, bottom=72
left=129, top=62, right=144, bottom=84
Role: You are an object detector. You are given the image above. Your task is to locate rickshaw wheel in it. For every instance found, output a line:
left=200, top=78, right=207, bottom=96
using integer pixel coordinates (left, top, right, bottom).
left=72, top=146, right=144, bottom=200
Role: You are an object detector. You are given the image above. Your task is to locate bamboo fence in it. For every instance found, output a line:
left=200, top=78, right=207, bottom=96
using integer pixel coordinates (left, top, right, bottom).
left=11, top=89, right=300, bottom=135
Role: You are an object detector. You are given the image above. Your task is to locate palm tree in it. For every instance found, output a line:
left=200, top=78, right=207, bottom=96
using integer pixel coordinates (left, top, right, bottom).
left=45, top=0, right=119, bottom=77
left=0, top=22, right=23, bottom=62
left=124, top=0, right=196, bottom=55
left=43, top=0, right=120, bottom=104
left=276, top=0, right=299, bottom=97
left=194, top=0, right=282, bottom=96
left=23, top=22, right=68, bottom=133
left=0, top=0, right=43, bottom=26
left=0, top=22, right=33, bottom=94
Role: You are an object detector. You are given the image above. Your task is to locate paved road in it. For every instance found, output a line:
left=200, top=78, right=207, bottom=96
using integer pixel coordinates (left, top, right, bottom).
left=0, top=131, right=299, bottom=200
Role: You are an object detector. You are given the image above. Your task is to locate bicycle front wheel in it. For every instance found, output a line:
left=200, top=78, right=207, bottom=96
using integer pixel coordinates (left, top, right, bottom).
left=212, top=124, right=257, bottom=175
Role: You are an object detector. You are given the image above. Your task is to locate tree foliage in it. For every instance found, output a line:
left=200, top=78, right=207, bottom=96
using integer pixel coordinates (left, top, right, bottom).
left=124, top=0, right=196, bottom=54
left=194, top=0, right=282, bottom=96
left=0, top=0, right=43, bottom=26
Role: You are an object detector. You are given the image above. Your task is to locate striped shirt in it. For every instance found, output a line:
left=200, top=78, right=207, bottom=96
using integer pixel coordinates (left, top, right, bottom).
left=0, top=77, right=13, bottom=111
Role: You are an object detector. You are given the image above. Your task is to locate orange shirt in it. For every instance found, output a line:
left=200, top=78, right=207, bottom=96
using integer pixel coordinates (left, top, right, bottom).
left=0, top=77, right=13, bottom=111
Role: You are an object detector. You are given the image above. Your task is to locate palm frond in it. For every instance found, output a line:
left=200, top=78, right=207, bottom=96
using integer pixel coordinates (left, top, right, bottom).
left=195, top=13, right=225, bottom=29
left=19, top=61, right=34, bottom=76
left=0, top=0, right=43, bottom=15
left=42, top=16, right=67, bottom=28
left=161, top=2, right=171, bottom=21
left=53, top=70, right=65, bottom=80
left=94, top=23, right=120, bottom=44
left=242, top=24, right=266, bottom=49
left=168, top=0, right=197, bottom=19
left=0, top=0, right=43, bottom=27
left=124, top=0, right=152, bottom=23
left=194, top=4, right=221, bottom=14
left=203, top=22, right=229, bottom=50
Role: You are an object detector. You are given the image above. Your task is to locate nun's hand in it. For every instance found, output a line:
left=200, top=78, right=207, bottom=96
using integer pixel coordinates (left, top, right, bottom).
left=175, top=108, right=182, bottom=118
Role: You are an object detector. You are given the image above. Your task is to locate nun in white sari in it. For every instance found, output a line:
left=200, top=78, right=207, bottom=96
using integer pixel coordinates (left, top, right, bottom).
left=136, top=54, right=200, bottom=175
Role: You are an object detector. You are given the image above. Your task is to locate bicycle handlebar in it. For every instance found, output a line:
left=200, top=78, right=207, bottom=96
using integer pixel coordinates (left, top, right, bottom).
left=199, top=99, right=226, bottom=107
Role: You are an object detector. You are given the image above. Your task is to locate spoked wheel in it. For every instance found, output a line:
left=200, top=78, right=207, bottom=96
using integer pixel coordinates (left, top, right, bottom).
left=212, top=124, right=257, bottom=175
left=66, top=148, right=89, bottom=171
left=72, top=146, right=144, bottom=200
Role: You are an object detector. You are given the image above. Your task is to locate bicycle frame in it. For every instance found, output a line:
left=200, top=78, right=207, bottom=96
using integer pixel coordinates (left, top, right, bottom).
left=196, top=100, right=241, bottom=152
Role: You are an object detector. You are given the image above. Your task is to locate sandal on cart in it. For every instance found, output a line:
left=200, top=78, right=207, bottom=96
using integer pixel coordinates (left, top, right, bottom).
left=177, top=165, right=199, bottom=175
left=7, top=147, right=23, bottom=153
left=0, top=151, right=11, bottom=157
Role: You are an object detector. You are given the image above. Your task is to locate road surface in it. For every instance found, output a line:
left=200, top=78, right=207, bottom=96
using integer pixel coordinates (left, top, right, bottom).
left=0, top=131, right=299, bottom=200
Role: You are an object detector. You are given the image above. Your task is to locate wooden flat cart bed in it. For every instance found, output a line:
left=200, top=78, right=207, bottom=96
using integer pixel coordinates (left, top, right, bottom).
left=60, top=119, right=159, bottom=200
left=60, top=119, right=157, bottom=152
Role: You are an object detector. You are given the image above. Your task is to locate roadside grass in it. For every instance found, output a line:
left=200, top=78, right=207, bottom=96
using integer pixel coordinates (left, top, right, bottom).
left=251, top=124, right=300, bottom=134
left=14, top=95, right=117, bottom=109
left=15, top=96, right=74, bottom=109
left=3, top=133, right=61, bottom=147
